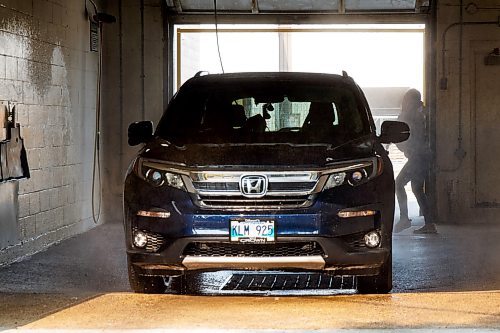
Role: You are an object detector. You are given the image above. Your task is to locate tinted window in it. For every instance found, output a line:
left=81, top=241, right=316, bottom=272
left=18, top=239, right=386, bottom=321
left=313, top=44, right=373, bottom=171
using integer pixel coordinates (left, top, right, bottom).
left=157, top=78, right=371, bottom=144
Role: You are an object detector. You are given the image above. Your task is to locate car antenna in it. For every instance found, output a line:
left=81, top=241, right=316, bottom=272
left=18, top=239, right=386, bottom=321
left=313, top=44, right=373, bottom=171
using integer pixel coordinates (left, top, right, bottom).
left=342, top=70, right=349, bottom=78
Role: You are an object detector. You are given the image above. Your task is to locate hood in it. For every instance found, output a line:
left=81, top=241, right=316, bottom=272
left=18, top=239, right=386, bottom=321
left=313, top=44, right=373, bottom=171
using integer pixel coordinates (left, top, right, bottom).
left=141, top=136, right=375, bottom=169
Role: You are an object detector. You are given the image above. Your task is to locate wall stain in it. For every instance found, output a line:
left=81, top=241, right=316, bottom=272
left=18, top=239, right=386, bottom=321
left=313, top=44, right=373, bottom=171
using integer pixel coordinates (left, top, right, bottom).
left=0, top=3, right=65, bottom=96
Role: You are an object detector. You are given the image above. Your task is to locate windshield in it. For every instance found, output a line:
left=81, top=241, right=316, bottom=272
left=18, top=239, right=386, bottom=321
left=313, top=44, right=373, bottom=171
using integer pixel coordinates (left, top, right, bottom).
left=157, top=78, right=372, bottom=145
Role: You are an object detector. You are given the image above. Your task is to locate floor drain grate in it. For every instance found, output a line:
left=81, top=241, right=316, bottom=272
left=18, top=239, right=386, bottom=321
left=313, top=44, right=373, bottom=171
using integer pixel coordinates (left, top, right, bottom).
left=221, top=273, right=355, bottom=291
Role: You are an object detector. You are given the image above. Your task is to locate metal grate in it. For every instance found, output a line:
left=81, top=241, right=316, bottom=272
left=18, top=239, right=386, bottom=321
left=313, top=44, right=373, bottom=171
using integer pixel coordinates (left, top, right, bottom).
left=221, top=273, right=356, bottom=291
left=193, top=182, right=239, bottom=191
left=193, top=181, right=316, bottom=193
left=198, top=195, right=311, bottom=209
left=268, top=182, right=317, bottom=192
left=183, top=242, right=325, bottom=257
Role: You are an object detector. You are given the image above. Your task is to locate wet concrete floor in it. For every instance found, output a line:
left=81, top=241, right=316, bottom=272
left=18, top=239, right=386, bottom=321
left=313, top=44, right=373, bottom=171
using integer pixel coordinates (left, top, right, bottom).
left=0, top=219, right=500, bottom=330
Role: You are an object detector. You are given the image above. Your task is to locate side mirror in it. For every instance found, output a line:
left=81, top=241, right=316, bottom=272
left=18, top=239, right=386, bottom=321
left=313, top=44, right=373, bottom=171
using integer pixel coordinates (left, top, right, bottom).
left=128, top=121, right=153, bottom=146
left=379, top=121, right=410, bottom=144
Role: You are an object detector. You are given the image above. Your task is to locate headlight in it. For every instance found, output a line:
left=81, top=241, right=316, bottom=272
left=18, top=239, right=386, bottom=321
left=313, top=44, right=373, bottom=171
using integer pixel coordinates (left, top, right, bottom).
left=165, top=172, right=184, bottom=189
left=139, top=161, right=185, bottom=190
left=322, top=157, right=383, bottom=190
left=145, top=169, right=165, bottom=186
left=348, top=168, right=368, bottom=186
left=323, top=172, right=346, bottom=190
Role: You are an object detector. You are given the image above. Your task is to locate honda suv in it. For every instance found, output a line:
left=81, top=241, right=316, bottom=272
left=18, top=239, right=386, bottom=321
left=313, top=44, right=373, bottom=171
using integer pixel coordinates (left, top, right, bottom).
left=124, top=72, right=409, bottom=294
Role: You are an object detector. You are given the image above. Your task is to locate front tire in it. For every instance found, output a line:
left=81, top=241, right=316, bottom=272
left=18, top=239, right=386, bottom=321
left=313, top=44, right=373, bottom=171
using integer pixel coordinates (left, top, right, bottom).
left=127, top=259, right=166, bottom=294
left=357, top=254, right=392, bottom=294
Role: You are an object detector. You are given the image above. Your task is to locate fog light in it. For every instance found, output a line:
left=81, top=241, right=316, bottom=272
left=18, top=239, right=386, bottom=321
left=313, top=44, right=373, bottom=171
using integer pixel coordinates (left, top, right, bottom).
left=364, top=231, right=381, bottom=248
left=133, top=231, right=148, bottom=248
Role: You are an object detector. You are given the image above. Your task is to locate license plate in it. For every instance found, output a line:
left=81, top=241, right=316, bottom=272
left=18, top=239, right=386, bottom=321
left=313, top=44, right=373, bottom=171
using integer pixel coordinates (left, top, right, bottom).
left=230, top=218, right=275, bottom=243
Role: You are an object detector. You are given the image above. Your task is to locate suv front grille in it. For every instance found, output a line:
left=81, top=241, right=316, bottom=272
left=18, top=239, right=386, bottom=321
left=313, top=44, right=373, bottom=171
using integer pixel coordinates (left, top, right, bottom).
left=183, top=242, right=325, bottom=257
left=192, top=181, right=317, bottom=193
left=197, top=195, right=311, bottom=209
left=189, top=171, right=320, bottom=209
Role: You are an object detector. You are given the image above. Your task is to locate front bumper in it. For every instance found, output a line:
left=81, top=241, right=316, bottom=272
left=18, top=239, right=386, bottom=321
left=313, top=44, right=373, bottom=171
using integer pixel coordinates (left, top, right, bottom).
left=128, top=236, right=389, bottom=277
left=124, top=156, right=395, bottom=277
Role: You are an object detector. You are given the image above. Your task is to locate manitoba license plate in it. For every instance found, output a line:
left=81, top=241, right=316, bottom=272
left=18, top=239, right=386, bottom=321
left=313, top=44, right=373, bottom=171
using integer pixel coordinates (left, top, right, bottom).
left=230, top=218, right=275, bottom=243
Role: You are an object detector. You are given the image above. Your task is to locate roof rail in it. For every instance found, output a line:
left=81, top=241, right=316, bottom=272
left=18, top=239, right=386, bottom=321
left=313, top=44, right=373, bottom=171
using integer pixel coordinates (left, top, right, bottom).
left=194, top=71, right=209, bottom=77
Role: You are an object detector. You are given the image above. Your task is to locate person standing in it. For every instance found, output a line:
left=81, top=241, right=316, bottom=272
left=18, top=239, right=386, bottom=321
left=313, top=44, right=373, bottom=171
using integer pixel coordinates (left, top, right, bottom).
left=393, top=89, right=437, bottom=234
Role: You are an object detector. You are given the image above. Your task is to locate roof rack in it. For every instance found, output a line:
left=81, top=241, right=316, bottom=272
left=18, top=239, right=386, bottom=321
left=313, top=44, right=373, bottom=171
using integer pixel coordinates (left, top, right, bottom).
left=194, top=71, right=209, bottom=77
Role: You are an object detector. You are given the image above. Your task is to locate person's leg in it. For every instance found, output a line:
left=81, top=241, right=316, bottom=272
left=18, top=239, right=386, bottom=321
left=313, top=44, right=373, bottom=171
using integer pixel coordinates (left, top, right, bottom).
left=394, top=161, right=412, bottom=232
left=411, top=172, right=437, bottom=234
left=411, top=176, right=428, bottom=222
left=395, top=162, right=412, bottom=220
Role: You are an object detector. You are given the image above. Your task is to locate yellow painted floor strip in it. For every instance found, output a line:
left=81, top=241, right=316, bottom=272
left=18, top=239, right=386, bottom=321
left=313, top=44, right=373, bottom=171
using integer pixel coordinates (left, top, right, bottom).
left=16, top=291, right=500, bottom=330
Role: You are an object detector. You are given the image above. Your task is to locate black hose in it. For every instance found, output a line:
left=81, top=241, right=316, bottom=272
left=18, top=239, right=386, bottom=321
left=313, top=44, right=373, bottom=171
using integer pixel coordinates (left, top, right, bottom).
left=91, top=23, right=103, bottom=224
left=214, top=0, right=225, bottom=73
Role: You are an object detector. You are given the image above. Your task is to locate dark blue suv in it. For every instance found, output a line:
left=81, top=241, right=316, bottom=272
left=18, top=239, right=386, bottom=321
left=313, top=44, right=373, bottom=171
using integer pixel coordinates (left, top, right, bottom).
left=124, top=72, right=409, bottom=294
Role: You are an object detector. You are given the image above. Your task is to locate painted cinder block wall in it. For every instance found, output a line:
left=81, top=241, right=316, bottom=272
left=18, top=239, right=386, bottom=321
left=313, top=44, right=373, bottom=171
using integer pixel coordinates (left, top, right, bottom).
left=435, top=0, right=500, bottom=224
left=100, top=0, right=164, bottom=224
left=0, top=0, right=102, bottom=264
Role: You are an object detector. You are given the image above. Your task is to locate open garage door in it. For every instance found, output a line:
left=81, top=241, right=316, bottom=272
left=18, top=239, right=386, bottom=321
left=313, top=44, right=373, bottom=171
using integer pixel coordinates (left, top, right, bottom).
left=165, top=0, right=431, bottom=222
left=174, top=24, right=425, bottom=122
left=165, top=0, right=429, bottom=14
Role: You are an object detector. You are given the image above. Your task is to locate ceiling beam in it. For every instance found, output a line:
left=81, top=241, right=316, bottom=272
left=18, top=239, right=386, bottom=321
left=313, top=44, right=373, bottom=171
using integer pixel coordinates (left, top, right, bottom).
left=338, top=0, right=345, bottom=14
left=172, top=0, right=183, bottom=13
left=416, top=0, right=431, bottom=13
left=168, top=13, right=428, bottom=25
left=251, top=0, right=259, bottom=14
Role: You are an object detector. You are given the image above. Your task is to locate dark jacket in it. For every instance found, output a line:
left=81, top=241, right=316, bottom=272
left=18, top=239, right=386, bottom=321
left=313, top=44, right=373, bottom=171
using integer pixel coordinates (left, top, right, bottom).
left=397, top=106, right=428, bottom=159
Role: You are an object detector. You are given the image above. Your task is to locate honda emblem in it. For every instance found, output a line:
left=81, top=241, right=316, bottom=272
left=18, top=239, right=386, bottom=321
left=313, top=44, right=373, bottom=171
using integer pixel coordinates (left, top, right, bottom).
left=240, top=175, right=267, bottom=197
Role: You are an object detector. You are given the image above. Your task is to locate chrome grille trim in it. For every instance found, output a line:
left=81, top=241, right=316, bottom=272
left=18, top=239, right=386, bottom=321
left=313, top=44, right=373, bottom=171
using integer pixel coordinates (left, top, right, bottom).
left=196, top=195, right=313, bottom=210
left=189, top=171, right=324, bottom=205
left=192, top=181, right=318, bottom=194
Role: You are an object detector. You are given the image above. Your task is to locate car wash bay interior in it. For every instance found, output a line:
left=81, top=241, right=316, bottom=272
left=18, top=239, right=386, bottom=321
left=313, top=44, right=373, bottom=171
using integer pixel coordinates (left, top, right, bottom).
left=1, top=0, right=500, bottom=330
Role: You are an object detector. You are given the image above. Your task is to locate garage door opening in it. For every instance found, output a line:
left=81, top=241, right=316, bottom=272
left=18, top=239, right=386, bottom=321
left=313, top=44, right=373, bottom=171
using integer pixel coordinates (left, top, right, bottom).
left=175, top=23, right=426, bottom=221
left=175, top=24, right=424, bottom=94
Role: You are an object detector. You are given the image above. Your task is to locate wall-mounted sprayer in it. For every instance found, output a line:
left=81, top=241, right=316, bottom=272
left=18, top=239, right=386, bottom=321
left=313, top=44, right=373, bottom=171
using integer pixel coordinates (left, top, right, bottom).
left=85, top=0, right=116, bottom=24
left=85, top=0, right=116, bottom=224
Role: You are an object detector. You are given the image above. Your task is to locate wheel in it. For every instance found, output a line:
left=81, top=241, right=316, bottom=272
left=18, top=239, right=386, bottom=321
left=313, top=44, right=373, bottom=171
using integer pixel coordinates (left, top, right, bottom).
left=357, top=254, right=392, bottom=294
left=127, top=258, right=166, bottom=294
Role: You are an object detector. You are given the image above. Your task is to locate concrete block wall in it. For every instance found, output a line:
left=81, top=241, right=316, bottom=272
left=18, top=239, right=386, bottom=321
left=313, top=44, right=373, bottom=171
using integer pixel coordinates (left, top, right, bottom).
left=0, top=0, right=101, bottom=265
left=101, top=0, right=164, bottom=224
left=435, top=0, right=500, bottom=223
